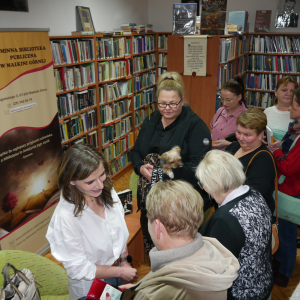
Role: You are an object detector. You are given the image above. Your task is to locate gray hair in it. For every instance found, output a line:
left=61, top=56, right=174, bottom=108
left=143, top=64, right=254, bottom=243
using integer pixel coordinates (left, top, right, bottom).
left=196, top=150, right=245, bottom=197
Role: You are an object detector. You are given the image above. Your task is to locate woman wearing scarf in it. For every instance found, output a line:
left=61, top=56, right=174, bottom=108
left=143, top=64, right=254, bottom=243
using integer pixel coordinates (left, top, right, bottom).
left=270, top=88, right=300, bottom=288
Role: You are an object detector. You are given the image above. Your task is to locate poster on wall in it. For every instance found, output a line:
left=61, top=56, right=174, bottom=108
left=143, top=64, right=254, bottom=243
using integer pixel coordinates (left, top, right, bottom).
left=0, top=29, right=62, bottom=254
left=183, top=35, right=208, bottom=76
left=275, top=0, right=299, bottom=28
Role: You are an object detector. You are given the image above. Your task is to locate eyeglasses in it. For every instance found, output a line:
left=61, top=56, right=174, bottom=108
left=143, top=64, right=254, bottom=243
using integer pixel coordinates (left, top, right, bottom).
left=218, top=96, right=238, bottom=104
left=157, top=99, right=182, bottom=108
left=197, top=181, right=203, bottom=189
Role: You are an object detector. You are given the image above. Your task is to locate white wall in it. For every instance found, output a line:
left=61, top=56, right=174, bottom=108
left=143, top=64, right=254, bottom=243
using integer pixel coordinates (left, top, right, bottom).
left=0, top=0, right=148, bottom=36
left=148, top=0, right=300, bottom=33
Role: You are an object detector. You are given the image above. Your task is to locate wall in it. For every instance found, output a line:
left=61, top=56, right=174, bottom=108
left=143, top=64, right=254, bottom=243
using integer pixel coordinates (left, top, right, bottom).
left=0, top=0, right=148, bottom=36
left=148, top=0, right=300, bottom=33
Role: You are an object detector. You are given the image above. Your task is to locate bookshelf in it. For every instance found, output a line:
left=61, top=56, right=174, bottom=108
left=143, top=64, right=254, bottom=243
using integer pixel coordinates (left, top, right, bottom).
left=157, top=32, right=172, bottom=77
left=50, top=33, right=161, bottom=180
left=246, top=33, right=300, bottom=109
left=167, top=34, right=248, bottom=127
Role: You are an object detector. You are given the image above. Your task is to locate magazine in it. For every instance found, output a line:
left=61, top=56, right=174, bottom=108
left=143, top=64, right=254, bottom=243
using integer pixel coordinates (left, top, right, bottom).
left=173, top=3, right=197, bottom=35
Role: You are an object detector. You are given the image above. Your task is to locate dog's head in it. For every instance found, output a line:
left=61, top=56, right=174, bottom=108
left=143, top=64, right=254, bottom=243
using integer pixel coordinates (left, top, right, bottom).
left=159, top=146, right=182, bottom=167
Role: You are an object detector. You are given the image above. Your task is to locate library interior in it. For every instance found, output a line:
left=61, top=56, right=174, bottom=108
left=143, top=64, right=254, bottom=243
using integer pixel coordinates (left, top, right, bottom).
left=0, top=0, right=300, bottom=300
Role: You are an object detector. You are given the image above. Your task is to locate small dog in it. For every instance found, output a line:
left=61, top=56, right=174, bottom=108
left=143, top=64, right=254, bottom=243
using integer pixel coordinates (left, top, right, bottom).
left=158, top=146, right=183, bottom=179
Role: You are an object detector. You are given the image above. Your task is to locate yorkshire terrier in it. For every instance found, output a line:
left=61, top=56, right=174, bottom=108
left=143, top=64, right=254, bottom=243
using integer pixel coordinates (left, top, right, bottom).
left=158, top=146, right=183, bottom=179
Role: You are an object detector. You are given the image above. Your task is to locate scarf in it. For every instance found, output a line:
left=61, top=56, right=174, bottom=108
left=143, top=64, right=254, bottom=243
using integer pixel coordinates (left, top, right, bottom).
left=279, top=121, right=300, bottom=161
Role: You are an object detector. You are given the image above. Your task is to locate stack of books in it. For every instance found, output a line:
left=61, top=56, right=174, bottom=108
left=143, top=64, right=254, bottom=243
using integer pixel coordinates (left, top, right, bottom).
left=146, top=24, right=153, bottom=33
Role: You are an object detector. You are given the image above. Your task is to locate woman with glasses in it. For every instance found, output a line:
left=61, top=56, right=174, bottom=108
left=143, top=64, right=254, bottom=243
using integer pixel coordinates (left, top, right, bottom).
left=132, top=71, right=211, bottom=252
left=211, top=76, right=247, bottom=150
left=225, top=108, right=276, bottom=214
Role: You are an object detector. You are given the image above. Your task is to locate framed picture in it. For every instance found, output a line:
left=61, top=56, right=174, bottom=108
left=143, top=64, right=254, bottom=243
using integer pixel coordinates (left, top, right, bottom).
left=0, top=0, right=28, bottom=12
left=76, top=6, right=95, bottom=32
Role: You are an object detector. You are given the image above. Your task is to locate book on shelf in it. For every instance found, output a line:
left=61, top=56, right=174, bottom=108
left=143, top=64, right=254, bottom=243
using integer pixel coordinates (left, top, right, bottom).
left=158, top=34, right=168, bottom=50
left=96, top=31, right=114, bottom=35
left=228, top=11, right=248, bottom=33
left=117, top=189, right=132, bottom=215
left=71, top=31, right=94, bottom=36
left=173, top=3, right=197, bottom=35
left=254, top=10, right=271, bottom=33
left=133, top=53, right=156, bottom=73
left=219, top=37, right=236, bottom=64
left=133, top=70, right=156, bottom=92
left=132, top=35, right=156, bottom=54
left=245, top=91, right=275, bottom=108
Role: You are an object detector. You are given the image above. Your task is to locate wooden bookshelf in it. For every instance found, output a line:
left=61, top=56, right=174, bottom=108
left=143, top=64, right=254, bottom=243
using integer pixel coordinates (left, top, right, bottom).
left=50, top=33, right=169, bottom=180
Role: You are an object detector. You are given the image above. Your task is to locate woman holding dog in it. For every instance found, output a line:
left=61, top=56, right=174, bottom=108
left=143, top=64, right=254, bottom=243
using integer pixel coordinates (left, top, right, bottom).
left=132, top=71, right=211, bottom=252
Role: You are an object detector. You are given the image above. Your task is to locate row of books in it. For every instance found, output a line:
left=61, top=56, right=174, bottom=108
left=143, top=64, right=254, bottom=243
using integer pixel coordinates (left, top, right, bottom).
left=98, top=59, right=130, bottom=82
left=248, top=54, right=300, bottom=74
left=158, top=53, right=167, bottom=68
left=245, top=91, right=275, bottom=108
left=135, top=104, right=155, bottom=127
left=57, top=88, right=96, bottom=118
left=109, top=151, right=132, bottom=176
left=158, top=34, right=168, bottom=50
left=96, top=37, right=131, bottom=59
left=217, top=62, right=234, bottom=90
left=158, top=68, right=167, bottom=76
left=51, top=39, right=95, bottom=65
left=59, top=109, right=97, bottom=142
left=132, top=35, right=156, bottom=54
left=134, top=87, right=156, bottom=109
left=235, top=56, right=247, bottom=76
left=101, top=116, right=132, bottom=145
left=54, top=63, right=95, bottom=92
left=61, top=130, right=99, bottom=152
left=249, top=35, right=300, bottom=54
left=133, top=70, right=156, bottom=92
left=100, top=99, right=131, bottom=124
left=245, top=73, right=300, bottom=91
left=219, top=37, right=236, bottom=64
left=103, top=139, right=133, bottom=162
left=237, top=35, right=248, bottom=56
left=99, top=80, right=132, bottom=104
left=132, top=53, right=156, bottom=73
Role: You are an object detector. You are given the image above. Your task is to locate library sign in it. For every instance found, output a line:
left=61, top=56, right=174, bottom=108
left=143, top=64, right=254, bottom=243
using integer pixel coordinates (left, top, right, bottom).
left=0, top=30, right=62, bottom=254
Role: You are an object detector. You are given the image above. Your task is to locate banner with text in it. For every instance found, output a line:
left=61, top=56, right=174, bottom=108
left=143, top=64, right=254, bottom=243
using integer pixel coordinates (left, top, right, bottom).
left=183, top=35, right=208, bottom=76
left=0, top=30, right=61, bottom=253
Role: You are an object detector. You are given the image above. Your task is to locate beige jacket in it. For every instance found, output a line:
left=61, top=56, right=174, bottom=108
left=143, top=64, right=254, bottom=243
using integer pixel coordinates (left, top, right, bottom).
left=132, top=234, right=239, bottom=300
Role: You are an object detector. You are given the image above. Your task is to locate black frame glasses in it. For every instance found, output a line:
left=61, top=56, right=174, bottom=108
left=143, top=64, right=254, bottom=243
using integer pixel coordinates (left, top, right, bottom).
left=157, top=99, right=182, bottom=108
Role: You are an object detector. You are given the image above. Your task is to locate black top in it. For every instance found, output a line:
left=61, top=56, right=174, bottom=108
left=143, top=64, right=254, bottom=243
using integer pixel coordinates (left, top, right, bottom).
left=132, top=105, right=212, bottom=210
left=200, top=188, right=273, bottom=300
left=226, top=142, right=276, bottom=213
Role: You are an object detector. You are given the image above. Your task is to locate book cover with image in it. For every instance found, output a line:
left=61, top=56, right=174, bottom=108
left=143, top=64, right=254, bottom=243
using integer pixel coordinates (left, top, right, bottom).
left=173, top=3, right=197, bottom=35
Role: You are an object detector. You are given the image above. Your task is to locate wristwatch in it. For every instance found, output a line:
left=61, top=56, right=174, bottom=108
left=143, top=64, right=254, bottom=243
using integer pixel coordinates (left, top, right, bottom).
left=120, top=255, right=132, bottom=263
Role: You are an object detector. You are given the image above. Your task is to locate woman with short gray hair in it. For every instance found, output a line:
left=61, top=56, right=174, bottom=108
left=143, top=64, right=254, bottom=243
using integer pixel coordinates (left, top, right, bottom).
left=197, top=150, right=273, bottom=300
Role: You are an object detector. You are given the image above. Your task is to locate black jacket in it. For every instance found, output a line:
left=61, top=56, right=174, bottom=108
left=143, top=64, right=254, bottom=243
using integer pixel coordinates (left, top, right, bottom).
left=132, top=105, right=212, bottom=210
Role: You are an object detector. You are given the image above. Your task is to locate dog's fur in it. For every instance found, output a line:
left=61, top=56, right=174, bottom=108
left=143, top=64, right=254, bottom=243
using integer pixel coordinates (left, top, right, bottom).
left=158, top=146, right=183, bottom=179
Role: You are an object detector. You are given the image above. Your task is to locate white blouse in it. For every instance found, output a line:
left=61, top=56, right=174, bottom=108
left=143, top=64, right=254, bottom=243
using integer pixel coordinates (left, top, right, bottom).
left=46, top=188, right=129, bottom=300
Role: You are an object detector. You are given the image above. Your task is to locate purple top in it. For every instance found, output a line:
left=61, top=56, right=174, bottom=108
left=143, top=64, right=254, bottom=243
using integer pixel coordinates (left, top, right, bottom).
left=210, top=102, right=247, bottom=142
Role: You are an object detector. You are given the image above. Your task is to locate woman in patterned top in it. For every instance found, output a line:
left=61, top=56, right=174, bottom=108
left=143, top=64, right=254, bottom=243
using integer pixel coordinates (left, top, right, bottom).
left=198, top=150, right=273, bottom=300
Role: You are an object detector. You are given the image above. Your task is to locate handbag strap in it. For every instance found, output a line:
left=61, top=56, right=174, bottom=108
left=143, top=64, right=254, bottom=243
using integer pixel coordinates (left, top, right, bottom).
left=212, top=108, right=225, bottom=128
left=244, top=150, right=278, bottom=226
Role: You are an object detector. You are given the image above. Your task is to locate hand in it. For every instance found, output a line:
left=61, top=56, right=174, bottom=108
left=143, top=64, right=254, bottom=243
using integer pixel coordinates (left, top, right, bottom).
left=140, top=164, right=153, bottom=182
left=212, top=139, right=231, bottom=149
left=268, top=139, right=280, bottom=153
left=119, top=283, right=135, bottom=290
left=120, top=261, right=132, bottom=268
left=119, top=267, right=138, bottom=283
left=106, top=293, right=111, bottom=300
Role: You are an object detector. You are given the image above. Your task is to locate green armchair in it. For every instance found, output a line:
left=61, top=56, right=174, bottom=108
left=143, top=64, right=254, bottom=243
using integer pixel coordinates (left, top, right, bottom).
left=0, top=250, right=69, bottom=300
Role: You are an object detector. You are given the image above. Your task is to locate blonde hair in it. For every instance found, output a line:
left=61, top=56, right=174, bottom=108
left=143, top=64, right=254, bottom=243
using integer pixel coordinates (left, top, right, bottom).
left=236, top=108, right=267, bottom=135
left=146, top=180, right=203, bottom=238
left=156, top=71, right=184, bottom=99
left=196, top=150, right=245, bottom=197
left=274, top=76, right=298, bottom=105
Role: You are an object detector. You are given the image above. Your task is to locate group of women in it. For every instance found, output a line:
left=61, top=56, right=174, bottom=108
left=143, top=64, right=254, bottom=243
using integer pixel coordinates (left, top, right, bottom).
left=45, top=71, right=300, bottom=300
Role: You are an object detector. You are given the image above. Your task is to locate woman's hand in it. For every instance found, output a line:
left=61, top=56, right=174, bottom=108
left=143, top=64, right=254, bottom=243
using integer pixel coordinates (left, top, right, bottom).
left=140, top=164, right=153, bottom=182
left=268, top=139, right=280, bottom=153
left=212, top=139, right=231, bottom=149
left=119, top=283, right=135, bottom=290
left=106, top=293, right=111, bottom=300
left=119, top=267, right=138, bottom=283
